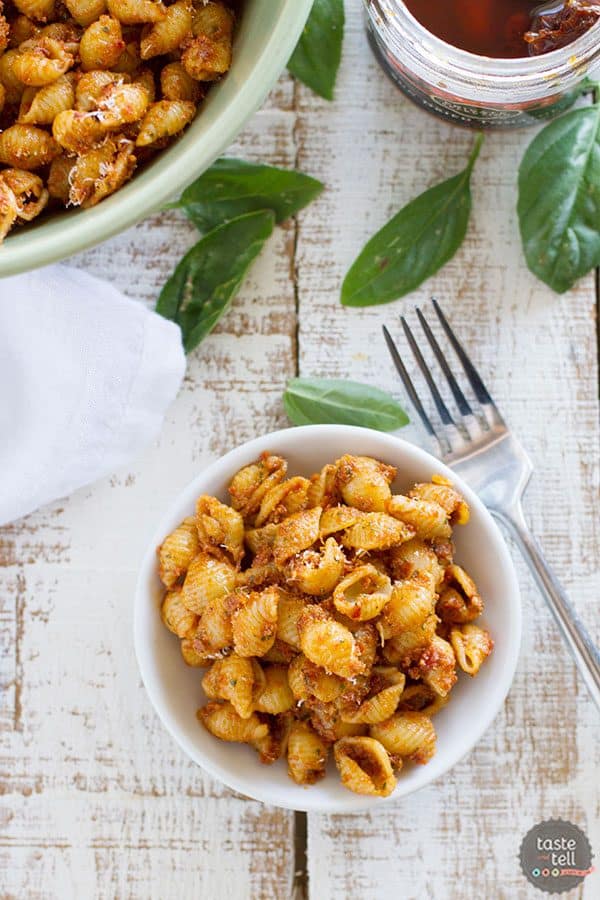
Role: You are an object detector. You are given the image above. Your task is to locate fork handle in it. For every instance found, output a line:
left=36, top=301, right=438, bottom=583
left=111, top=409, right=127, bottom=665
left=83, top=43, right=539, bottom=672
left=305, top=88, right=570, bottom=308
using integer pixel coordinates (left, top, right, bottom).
left=493, top=504, right=600, bottom=711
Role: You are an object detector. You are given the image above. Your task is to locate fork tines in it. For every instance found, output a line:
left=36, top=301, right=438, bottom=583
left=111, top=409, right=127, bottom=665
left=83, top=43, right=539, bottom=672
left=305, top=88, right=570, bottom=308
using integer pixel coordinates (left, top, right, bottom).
left=383, top=300, right=505, bottom=456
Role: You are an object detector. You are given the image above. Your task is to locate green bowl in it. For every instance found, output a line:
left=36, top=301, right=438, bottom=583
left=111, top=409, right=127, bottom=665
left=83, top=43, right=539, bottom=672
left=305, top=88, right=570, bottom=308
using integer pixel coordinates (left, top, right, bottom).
left=0, top=0, right=313, bottom=277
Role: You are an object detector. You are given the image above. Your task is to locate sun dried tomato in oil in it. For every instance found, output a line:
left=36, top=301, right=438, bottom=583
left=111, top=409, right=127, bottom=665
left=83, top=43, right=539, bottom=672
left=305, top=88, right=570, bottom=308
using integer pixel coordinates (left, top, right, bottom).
left=402, top=0, right=600, bottom=57
left=525, top=0, right=600, bottom=54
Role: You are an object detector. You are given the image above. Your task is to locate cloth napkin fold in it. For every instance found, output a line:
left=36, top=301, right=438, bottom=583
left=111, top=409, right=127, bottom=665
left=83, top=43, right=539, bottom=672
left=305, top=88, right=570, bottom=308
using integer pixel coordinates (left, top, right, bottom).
left=0, top=265, right=186, bottom=527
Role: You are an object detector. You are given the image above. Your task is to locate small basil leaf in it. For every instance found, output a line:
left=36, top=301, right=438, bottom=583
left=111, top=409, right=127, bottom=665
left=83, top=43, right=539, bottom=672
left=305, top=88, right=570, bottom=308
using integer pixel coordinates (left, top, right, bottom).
left=284, top=378, right=409, bottom=431
left=287, top=0, right=344, bottom=101
left=156, top=210, right=275, bottom=353
left=518, top=105, right=600, bottom=293
left=179, top=158, right=323, bottom=232
left=341, top=133, right=483, bottom=307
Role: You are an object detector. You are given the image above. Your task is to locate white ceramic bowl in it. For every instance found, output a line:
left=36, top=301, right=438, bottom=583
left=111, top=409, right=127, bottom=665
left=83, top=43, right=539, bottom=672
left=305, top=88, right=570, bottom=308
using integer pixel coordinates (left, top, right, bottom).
left=134, top=425, right=521, bottom=812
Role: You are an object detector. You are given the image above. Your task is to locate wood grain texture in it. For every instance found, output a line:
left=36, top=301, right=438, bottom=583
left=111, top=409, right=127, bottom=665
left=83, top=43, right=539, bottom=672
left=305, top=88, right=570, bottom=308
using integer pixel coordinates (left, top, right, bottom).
left=297, top=6, right=599, bottom=900
left=1, top=2, right=599, bottom=898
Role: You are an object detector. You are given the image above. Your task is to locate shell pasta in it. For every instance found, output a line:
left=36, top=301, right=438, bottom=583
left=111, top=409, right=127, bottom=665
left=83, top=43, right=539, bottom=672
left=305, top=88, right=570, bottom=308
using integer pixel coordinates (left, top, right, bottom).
left=156, top=452, right=494, bottom=797
left=0, top=0, right=235, bottom=240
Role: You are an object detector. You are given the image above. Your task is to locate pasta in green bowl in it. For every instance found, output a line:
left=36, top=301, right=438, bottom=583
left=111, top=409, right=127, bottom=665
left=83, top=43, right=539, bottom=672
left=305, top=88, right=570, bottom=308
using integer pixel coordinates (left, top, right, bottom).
left=0, top=0, right=313, bottom=276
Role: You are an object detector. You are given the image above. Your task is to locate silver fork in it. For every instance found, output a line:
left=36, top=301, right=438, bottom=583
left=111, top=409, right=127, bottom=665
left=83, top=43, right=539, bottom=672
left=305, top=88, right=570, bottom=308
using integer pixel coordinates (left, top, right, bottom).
left=383, top=299, right=600, bottom=710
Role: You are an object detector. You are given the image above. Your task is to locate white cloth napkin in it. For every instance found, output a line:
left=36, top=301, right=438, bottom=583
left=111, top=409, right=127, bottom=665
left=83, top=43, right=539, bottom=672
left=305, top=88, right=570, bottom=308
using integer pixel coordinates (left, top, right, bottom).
left=0, top=265, right=186, bottom=526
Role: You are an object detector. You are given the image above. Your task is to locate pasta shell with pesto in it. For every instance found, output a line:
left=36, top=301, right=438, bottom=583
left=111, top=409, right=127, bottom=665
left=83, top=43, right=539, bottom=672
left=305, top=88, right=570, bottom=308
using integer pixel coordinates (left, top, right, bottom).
left=96, top=81, right=150, bottom=128
left=12, top=37, right=73, bottom=86
left=235, top=557, right=280, bottom=589
left=0, top=123, right=59, bottom=169
left=201, top=654, right=264, bottom=719
left=306, top=463, right=339, bottom=508
left=0, top=178, right=18, bottom=240
left=79, top=16, right=126, bottom=72
left=161, top=587, right=197, bottom=638
left=273, top=506, right=321, bottom=566
left=380, top=577, right=437, bottom=639
left=75, top=70, right=127, bottom=111
left=180, top=636, right=212, bottom=668
left=254, top=664, right=295, bottom=714
left=192, top=0, right=235, bottom=40
left=415, top=634, right=457, bottom=697
left=244, top=521, right=278, bottom=555
left=181, top=32, right=232, bottom=82
left=335, top=454, right=396, bottom=512
left=409, top=477, right=469, bottom=525
left=340, top=681, right=405, bottom=725
left=450, top=624, right=493, bottom=676
left=228, top=453, right=287, bottom=521
left=370, top=712, right=436, bottom=765
left=18, top=74, right=75, bottom=125
left=231, top=586, right=279, bottom=657
left=287, top=538, right=345, bottom=596
left=192, top=591, right=233, bottom=655
left=319, top=504, right=362, bottom=537
left=254, top=476, right=310, bottom=527
left=397, top=684, right=448, bottom=717
left=387, top=494, right=451, bottom=539
left=136, top=99, right=196, bottom=147
left=68, top=138, right=137, bottom=208
left=157, top=516, right=199, bottom=588
left=140, top=0, right=192, bottom=59
left=65, top=0, right=108, bottom=28
left=341, top=512, right=415, bottom=551
left=298, top=605, right=365, bottom=680
left=106, top=0, right=167, bottom=25
left=275, top=592, right=306, bottom=650
left=181, top=551, right=236, bottom=615
left=333, top=563, right=391, bottom=621
left=379, top=615, right=438, bottom=666
left=287, top=720, right=328, bottom=785
left=437, top=564, right=483, bottom=624
left=388, top=538, right=444, bottom=585
left=161, top=61, right=203, bottom=102
left=198, top=701, right=268, bottom=744
left=0, top=168, right=48, bottom=221
left=287, top=653, right=345, bottom=703
left=334, top=736, right=396, bottom=797
left=253, top=711, right=292, bottom=765
left=196, top=494, right=245, bottom=567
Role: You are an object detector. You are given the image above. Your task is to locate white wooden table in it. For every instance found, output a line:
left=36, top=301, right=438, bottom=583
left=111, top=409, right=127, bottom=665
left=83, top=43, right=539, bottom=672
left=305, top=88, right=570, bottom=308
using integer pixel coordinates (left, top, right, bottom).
left=1, top=5, right=599, bottom=898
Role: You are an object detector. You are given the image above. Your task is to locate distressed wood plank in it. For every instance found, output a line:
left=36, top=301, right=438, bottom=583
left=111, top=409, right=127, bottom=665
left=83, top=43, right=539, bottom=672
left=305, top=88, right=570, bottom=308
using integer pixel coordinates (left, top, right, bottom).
left=295, top=5, right=600, bottom=899
left=1, top=795, right=292, bottom=900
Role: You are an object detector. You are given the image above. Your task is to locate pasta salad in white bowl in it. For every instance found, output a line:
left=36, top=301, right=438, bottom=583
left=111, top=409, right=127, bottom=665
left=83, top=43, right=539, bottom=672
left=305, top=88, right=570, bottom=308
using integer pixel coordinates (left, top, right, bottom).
left=134, top=425, right=521, bottom=812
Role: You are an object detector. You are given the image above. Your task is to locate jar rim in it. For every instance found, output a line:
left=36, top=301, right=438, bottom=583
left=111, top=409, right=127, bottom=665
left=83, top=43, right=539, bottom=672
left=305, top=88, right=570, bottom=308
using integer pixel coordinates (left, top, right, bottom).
left=367, top=0, right=600, bottom=92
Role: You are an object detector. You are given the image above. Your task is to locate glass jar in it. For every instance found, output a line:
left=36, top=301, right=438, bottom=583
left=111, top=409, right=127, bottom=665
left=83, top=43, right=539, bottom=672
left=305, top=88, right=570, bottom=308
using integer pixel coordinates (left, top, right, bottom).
left=365, top=0, right=600, bottom=128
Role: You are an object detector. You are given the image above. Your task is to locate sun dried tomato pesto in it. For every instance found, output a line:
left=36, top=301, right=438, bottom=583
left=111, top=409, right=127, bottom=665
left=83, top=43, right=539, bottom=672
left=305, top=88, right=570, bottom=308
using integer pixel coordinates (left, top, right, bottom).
left=403, top=0, right=600, bottom=58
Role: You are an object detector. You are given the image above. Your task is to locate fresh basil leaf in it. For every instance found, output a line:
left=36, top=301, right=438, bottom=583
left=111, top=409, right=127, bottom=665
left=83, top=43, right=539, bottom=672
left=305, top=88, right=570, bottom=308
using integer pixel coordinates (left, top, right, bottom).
left=157, top=210, right=275, bottom=352
left=526, top=79, right=591, bottom=122
left=518, top=105, right=600, bottom=293
left=287, top=0, right=344, bottom=101
left=284, top=378, right=409, bottom=431
left=179, top=158, right=323, bottom=232
left=341, top=134, right=483, bottom=307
